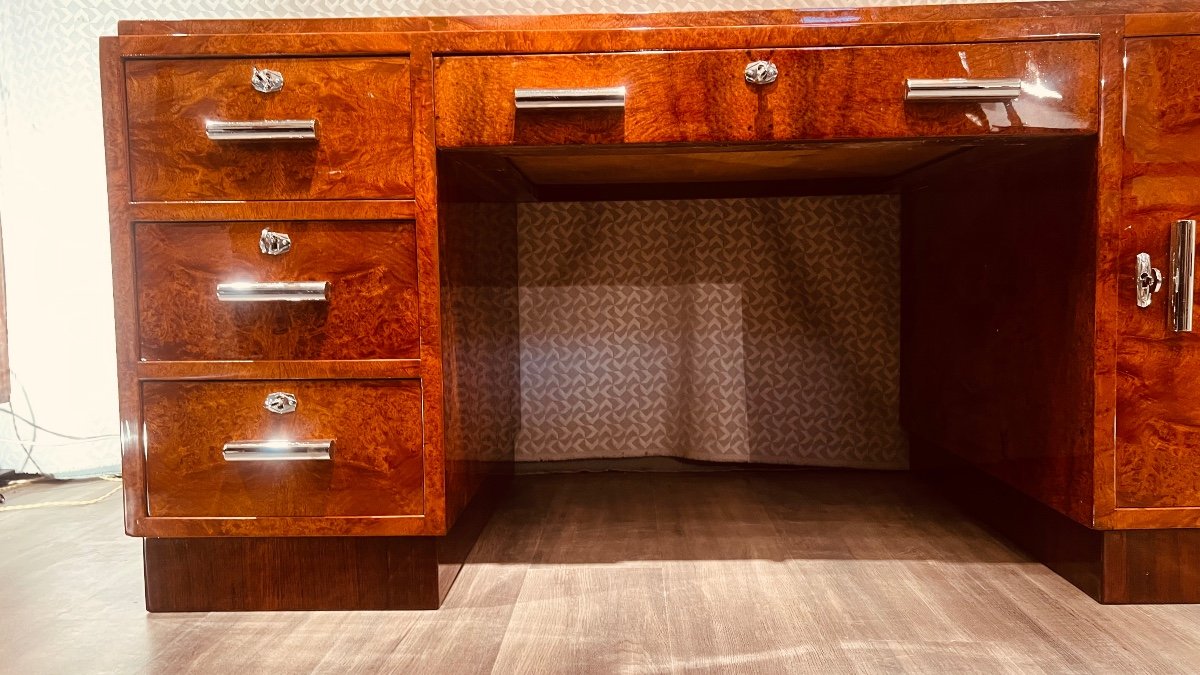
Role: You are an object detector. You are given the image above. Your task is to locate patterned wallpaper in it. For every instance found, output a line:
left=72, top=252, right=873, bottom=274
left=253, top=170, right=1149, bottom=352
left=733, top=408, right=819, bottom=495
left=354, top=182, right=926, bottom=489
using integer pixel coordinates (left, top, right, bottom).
left=0, top=0, right=1028, bottom=474
left=518, top=198, right=905, bottom=469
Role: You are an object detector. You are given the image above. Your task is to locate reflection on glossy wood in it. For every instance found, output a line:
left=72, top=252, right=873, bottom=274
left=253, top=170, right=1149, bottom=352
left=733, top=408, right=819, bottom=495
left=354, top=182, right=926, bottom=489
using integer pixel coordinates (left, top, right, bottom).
left=435, top=41, right=1098, bottom=148
left=902, top=140, right=1098, bottom=526
left=438, top=198, right=521, bottom=531
left=125, top=57, right=413, bottom=201
left=1118, top=35, right=1200, bottom=513
left=144, top=379, right=424, bottom=518
left=135, top=220, right=420, bottom=361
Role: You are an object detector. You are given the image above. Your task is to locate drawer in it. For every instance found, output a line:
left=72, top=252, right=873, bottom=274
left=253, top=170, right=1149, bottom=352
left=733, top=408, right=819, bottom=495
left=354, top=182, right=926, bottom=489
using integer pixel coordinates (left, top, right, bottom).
left=125, top=57, right=413, bottom=201
left=435, top=41, right=1097, bottom=148
left=135, top=220, right=419, bottom=361
left=144, top=380, right=424, bottom=518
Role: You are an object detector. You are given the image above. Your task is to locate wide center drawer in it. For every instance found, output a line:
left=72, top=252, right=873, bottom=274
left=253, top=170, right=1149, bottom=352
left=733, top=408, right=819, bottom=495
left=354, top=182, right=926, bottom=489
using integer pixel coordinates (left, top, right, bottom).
left=144, top=380, right=424, bottom=518
left=135, top=220, right=420, bottom=361
left=434, top=40, right=1098, bottom=148
left=125, top=57, right=414, bottom=201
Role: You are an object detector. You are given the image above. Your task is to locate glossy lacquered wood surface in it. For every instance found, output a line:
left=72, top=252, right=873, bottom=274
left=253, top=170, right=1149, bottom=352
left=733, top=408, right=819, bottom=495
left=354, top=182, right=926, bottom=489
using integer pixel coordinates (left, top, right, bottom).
left=1117, top=36, right=1200, bottom=512
left=438, top=199, right=521, bottom=531
left=113, top=1, right=1200, bottom=35
left=135, top=220, right=419, bottom=361
left=901, top=140, right=1099, bottom=526
left=434, top=41, right=1098, bottom=148
left=143, top=379, right=424, bottom=518
left=125, top=57, right=414, bottom=201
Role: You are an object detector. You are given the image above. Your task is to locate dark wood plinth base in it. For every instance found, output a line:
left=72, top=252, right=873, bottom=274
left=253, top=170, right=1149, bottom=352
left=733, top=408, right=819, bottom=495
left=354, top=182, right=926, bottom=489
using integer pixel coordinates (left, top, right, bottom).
left=913, top=438, right=1200, bottom=604
left=143, top=479, right=506, bottom=612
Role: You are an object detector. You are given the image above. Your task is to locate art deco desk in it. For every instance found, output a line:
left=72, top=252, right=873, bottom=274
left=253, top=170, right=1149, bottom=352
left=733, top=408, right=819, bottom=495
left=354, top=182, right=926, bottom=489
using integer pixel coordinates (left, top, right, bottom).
left=100, top=0, right=1200, bottom=610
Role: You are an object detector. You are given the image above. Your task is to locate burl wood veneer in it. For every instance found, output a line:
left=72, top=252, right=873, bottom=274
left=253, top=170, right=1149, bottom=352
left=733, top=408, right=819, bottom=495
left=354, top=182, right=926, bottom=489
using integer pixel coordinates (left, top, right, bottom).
left=135, top=220, right=420, bottom=362
left=435, top=41, right=1098, bottom=148
left=101, top=0, right=1200, bottom=610
left=125, top=57, right=415, bottom=201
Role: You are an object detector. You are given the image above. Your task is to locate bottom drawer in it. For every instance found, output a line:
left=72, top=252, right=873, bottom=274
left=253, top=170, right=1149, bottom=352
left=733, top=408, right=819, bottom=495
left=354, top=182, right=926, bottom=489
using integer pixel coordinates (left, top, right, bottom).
left=144, top=380, right=424, bottom=518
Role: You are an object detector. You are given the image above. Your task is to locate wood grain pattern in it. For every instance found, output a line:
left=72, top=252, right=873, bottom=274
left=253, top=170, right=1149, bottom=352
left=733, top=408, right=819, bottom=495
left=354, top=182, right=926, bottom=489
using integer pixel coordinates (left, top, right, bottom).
left=144, top=536, right=442, bottom=611
left=125, top=57, right=413, bottom=201
left=1117, top=36, right=1200, bottom=513
left=129, top=199, right=417, bottom=223
left=437, top=200, right=521, bottom=532
left=113, top=1, right=1200, bottom=35
left=136, top=359, right=421, bottom=381
left=143, top=379, right=423, bottom=518
left=901, top=139, right=1099, bottom=526
left=435, top=41, right=1098, bottom=148
left=15, top=473, right=1200, bottom=668
left=917, top=438, right=1200, bottom=604
left=100, top=35, right=151, bottom=536
left=135, top=220, right=419, bottom=361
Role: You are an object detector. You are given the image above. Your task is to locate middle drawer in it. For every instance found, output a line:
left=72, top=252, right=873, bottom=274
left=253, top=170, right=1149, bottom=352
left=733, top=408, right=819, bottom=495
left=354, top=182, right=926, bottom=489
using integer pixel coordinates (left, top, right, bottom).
left=135, top=220, right=420, bottom=361
left=434, top=40, right=1098, bottom=148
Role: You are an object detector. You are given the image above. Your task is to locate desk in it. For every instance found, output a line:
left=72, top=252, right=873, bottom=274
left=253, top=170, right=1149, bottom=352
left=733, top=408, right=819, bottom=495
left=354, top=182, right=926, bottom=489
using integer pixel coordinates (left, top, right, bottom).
left=101, top=0, right=1200, bottom=609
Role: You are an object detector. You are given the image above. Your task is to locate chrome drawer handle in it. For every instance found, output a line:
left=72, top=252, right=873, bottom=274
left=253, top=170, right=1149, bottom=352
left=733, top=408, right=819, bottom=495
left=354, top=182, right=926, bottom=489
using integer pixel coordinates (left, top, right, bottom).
left=1170, top=219, right=1196, bottom=333
left=205, top=119, right=317, bottom=141
left=216, top=281, right=329, bottom=302
left=514, top=87, right=626, bottom=110
left=905, top=78, right=1023, bottom=102
left=222, top=439, right=334, bottom=462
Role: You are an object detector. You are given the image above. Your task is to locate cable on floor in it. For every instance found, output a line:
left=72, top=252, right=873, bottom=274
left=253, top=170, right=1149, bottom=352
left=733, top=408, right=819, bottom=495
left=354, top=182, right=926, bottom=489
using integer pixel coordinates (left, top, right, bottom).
left=0, top=476, right=122, bottom=512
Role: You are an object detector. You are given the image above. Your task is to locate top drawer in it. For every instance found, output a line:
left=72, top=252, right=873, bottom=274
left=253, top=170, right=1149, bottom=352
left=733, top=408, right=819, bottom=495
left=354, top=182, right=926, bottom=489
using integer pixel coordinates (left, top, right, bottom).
left=434, top=41, right=1098, bottom=148
left=125, top=57, right=414, bottom=201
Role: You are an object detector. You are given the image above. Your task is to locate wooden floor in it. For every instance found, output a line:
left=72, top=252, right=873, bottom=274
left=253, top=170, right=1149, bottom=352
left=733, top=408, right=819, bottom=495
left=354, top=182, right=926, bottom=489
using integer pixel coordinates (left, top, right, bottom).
left=5, top=470, right=1200, bottom=673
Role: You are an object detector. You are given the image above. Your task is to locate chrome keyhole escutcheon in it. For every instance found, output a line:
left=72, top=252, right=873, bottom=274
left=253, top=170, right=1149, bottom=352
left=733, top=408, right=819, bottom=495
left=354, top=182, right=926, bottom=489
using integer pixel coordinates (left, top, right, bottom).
left=263, top=391, right=298, bottom=415
left=744, top=60, right=778, bottom=86
left=1136, top=252, right=1164, bottom=309
left=251, top=66, right=284, bottom=93
left=259, top=228, right=292, bottom=256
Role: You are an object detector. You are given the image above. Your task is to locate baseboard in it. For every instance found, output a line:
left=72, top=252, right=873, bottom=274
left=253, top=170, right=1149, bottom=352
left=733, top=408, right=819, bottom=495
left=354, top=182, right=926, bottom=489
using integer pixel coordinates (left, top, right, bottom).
left=143, top=476, right=510, bottom=612
left=912, top=437, right=1200, bottom=604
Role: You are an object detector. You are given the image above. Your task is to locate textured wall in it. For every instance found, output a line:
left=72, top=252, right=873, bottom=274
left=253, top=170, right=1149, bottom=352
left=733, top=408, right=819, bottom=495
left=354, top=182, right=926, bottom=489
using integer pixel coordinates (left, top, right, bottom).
left=0, top=0, right=1023, bottom=474
left=517, top=197, right=905, bottom=468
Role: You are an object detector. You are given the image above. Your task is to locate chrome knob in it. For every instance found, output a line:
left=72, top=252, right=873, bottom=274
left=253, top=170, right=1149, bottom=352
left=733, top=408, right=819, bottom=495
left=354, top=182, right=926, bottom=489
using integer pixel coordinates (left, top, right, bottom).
left=263, top=392, right=298, bottom=415
left=744, top=61, right=778, bottom=86
left=1136, top=252, right=1164, bottom=309
left=259, top=228, right=292, bottom=256
left=251, top=67, right=284, bottom=94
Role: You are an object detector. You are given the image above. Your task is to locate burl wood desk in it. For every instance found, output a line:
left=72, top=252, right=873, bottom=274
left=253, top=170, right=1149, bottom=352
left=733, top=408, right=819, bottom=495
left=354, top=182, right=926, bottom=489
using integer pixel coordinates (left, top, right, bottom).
left=100, top=0, right=1200, bottom=610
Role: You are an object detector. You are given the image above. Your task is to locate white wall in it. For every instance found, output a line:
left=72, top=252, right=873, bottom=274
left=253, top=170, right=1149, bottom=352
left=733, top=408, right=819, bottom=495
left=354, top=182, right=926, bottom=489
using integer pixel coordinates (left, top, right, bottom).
left=0, top=0, right=1013, bottom=476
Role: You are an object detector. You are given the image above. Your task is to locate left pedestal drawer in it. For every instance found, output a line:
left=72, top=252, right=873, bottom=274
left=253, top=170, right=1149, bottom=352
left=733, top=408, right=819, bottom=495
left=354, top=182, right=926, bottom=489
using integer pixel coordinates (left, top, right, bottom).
left=124, top=57, right=414, bottom=201
left=143, top=379, right=424, bottom=518
left=135, top=220, right=420, bottom=361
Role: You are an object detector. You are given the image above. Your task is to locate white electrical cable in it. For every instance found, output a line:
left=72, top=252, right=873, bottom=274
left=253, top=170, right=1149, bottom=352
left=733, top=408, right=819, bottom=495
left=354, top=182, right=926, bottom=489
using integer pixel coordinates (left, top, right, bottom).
left=0, top=482, right=121, bottom=512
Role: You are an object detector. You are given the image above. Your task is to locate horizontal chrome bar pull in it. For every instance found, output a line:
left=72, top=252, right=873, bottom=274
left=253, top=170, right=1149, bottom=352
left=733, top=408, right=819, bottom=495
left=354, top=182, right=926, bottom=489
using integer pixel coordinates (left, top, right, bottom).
left=1170, top=219, right=1196, bottom=333
left=905, top=78, right=1023, bottom=102
left=216, top=281, right=330, bottom=302
left=205, top=119, right=318, bottom=141
left=222, top=440, right=335, bottom=462
left=514, top=87, right=627, bottom=110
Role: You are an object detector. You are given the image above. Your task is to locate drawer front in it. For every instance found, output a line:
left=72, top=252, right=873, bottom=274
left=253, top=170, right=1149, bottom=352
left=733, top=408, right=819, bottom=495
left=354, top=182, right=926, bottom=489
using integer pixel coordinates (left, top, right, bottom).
left=126, top=57, right=413, bottom=201
left=135, top=220, right=419, bottom=361
left=435, top=41, right=1097, bottom=148
left=144, top=380, right=424, bottom=517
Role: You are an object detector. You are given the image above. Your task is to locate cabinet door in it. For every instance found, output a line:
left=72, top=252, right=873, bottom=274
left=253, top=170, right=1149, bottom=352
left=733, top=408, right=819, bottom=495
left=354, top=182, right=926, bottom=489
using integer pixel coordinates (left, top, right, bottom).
left=1118, top=36, right=1200, bottom=510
